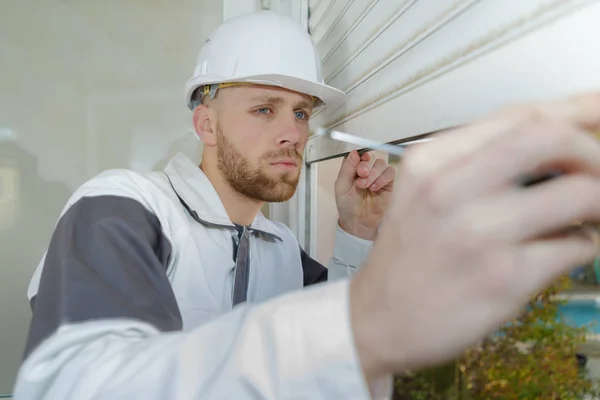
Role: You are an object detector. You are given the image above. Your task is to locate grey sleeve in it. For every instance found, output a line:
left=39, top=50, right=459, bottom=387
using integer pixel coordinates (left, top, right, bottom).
left=23, top=195, right=182, bottom=360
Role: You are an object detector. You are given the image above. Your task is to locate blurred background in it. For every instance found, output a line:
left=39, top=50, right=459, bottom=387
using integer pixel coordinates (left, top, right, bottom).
left=0, top=0, right=222, bottom=392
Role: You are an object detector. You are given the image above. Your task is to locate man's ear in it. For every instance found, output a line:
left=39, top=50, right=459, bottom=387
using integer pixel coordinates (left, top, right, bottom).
left=193, top=105, right=217, bottom=147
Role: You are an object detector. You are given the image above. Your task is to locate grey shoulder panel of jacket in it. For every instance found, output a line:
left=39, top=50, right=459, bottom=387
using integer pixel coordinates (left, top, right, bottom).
left=23, top=195, right=182, bottom=361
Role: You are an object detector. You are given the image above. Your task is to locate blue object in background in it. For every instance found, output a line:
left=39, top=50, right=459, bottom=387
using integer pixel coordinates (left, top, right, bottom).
left=570, top=266, right=587, bottom=281
left=559, top=301, right=600, bottom=334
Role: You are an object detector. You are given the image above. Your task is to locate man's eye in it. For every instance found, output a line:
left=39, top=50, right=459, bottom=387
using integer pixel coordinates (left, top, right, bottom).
left=295, top=110, right=309, bottom=120
left=256, top=107, right=272, bottom=115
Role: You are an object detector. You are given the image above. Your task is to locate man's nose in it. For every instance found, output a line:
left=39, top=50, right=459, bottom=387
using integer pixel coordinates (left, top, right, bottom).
left=276, top=115, right=304, bottom=148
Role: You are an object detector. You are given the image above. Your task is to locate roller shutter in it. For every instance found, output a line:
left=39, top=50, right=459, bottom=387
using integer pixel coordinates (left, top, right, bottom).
left=306, top=0, right=600, bottom=163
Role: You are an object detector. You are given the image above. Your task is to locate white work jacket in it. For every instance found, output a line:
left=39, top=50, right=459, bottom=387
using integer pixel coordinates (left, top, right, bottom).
left=15, top=153, right=391, bottom=399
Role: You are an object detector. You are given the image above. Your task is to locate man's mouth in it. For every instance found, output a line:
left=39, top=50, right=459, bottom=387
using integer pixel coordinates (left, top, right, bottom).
left=271, top=158, right=299, bottom=166
left=270, top=158, right=300, bottom=170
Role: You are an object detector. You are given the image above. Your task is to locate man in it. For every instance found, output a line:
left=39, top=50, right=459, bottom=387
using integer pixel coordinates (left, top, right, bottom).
left=16, top=10, right=396, bottom=400
left=14, top=10, right=600, bottom=400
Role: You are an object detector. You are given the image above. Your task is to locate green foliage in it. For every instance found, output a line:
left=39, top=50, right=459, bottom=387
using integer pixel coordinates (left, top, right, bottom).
left=394, top=361, right=458, bottom=400
left=394, top=275, right=600, bottom=399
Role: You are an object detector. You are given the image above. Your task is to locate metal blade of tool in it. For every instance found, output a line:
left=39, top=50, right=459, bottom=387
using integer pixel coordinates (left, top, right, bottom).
left=315, top=128, right=432, bottom=156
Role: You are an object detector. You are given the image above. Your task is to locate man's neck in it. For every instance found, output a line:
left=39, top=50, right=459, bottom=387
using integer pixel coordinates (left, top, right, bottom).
left=199, top=163, right=263, bottom=226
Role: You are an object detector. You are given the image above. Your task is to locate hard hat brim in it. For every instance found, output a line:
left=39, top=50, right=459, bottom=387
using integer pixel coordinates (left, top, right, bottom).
left=184, top=74, right=345, bottom=110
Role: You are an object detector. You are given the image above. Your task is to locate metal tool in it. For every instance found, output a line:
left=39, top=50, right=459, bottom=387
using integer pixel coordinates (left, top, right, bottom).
left=319, top=127, right=565, bottom=187
left=316, top=128, right=433, bottom=156
left=319, top=128, right=598, bottom=235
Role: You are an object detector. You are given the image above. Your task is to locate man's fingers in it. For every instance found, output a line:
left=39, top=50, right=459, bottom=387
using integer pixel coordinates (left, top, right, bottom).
left=513, top=174, right=600, bottom=240
left=476, top=120, right=600, bottom=191
left=407, top=92, right=600, bottom=179
left=336, top=150, right=392, bottom=193
left=355, top=152, right=374, bottom=179
left=360, top=152, right=372, bottom=162
left=357, top=158, right=389, bottom=189
left=369, top=167, right=396, bottom=192
left=461, top=174, right=600, bottom=243
left=335, top=150, right=362, bottom=194
left=519, top=229, right=600, bottom=294
left=435, top=121, right=600, bottom=206
left=498, top=92, right=600, bottom=132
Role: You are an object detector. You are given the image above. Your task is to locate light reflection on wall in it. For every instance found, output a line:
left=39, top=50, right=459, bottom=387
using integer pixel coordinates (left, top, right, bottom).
left=0, top=163, right=19, bottom=231
left=0, top=129, right=20, bottom=230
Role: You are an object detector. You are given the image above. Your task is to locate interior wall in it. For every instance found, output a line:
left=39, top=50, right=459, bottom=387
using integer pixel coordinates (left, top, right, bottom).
left=314, top=157, right=342, bottom=265
left=0, top=1, right=223, bottom=393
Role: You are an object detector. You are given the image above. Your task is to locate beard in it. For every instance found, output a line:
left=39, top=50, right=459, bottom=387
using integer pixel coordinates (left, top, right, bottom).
left=216, top=127, right=302, bottom=203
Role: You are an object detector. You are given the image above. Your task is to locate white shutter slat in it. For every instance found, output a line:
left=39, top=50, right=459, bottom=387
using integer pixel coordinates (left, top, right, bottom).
left=322, top=0, right=572, bottom=122
left=308, top=0, right=323, bottom=12
left=317, top=0, right=378, bottom=65
left=310, top=0, right=355, bottom=45
left=306, top=0, right=599, bottom=163
left=308, top=0, right=338, bottom=34
left=322, top=0, right=468, bottom=90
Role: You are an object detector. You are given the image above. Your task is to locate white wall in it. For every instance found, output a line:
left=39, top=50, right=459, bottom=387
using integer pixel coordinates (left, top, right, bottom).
left=0, top=1, right=223, bottom=393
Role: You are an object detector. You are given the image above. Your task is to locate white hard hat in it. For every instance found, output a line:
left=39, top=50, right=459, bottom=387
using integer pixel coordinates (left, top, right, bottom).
left=184, top=11, right=345, bottom=110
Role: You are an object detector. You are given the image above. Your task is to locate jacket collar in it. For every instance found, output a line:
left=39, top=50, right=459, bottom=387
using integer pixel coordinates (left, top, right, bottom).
left=162, top=153, right=282, bottom=241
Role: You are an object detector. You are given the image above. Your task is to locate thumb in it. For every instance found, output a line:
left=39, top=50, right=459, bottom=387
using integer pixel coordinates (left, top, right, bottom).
left=335, top=150, right=360, bottom=194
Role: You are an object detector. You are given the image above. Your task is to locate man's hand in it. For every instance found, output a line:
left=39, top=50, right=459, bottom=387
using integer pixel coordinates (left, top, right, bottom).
left=348, top=93, right=600, bottom=382
left=335, top=151, right=397, bottom=240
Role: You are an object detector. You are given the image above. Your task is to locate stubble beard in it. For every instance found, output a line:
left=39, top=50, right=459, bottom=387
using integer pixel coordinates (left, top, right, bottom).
left=216, top=127, right=302, bottom=203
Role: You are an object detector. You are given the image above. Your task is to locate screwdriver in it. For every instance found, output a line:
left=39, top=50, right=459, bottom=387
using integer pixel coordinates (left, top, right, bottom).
left=320, top=127, right=600, bottom=233
left=318, top=127, right=561, bottom=187
left=315, top=128, right=431, bottom=156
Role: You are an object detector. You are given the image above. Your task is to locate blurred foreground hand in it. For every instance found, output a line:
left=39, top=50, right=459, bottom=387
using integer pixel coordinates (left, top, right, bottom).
left=350, top=92, right=600, bottom=381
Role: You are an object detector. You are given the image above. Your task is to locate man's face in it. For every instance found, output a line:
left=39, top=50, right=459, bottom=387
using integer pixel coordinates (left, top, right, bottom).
left=209, top=85, right=313, bottom=202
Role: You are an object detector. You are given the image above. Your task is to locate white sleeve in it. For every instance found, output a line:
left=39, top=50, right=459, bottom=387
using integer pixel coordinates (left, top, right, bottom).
left=325, top=224, right=393, bottom=399
left=327, top=223, right=375, bottom=281
left=15, top=280, right=383, bottom=400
